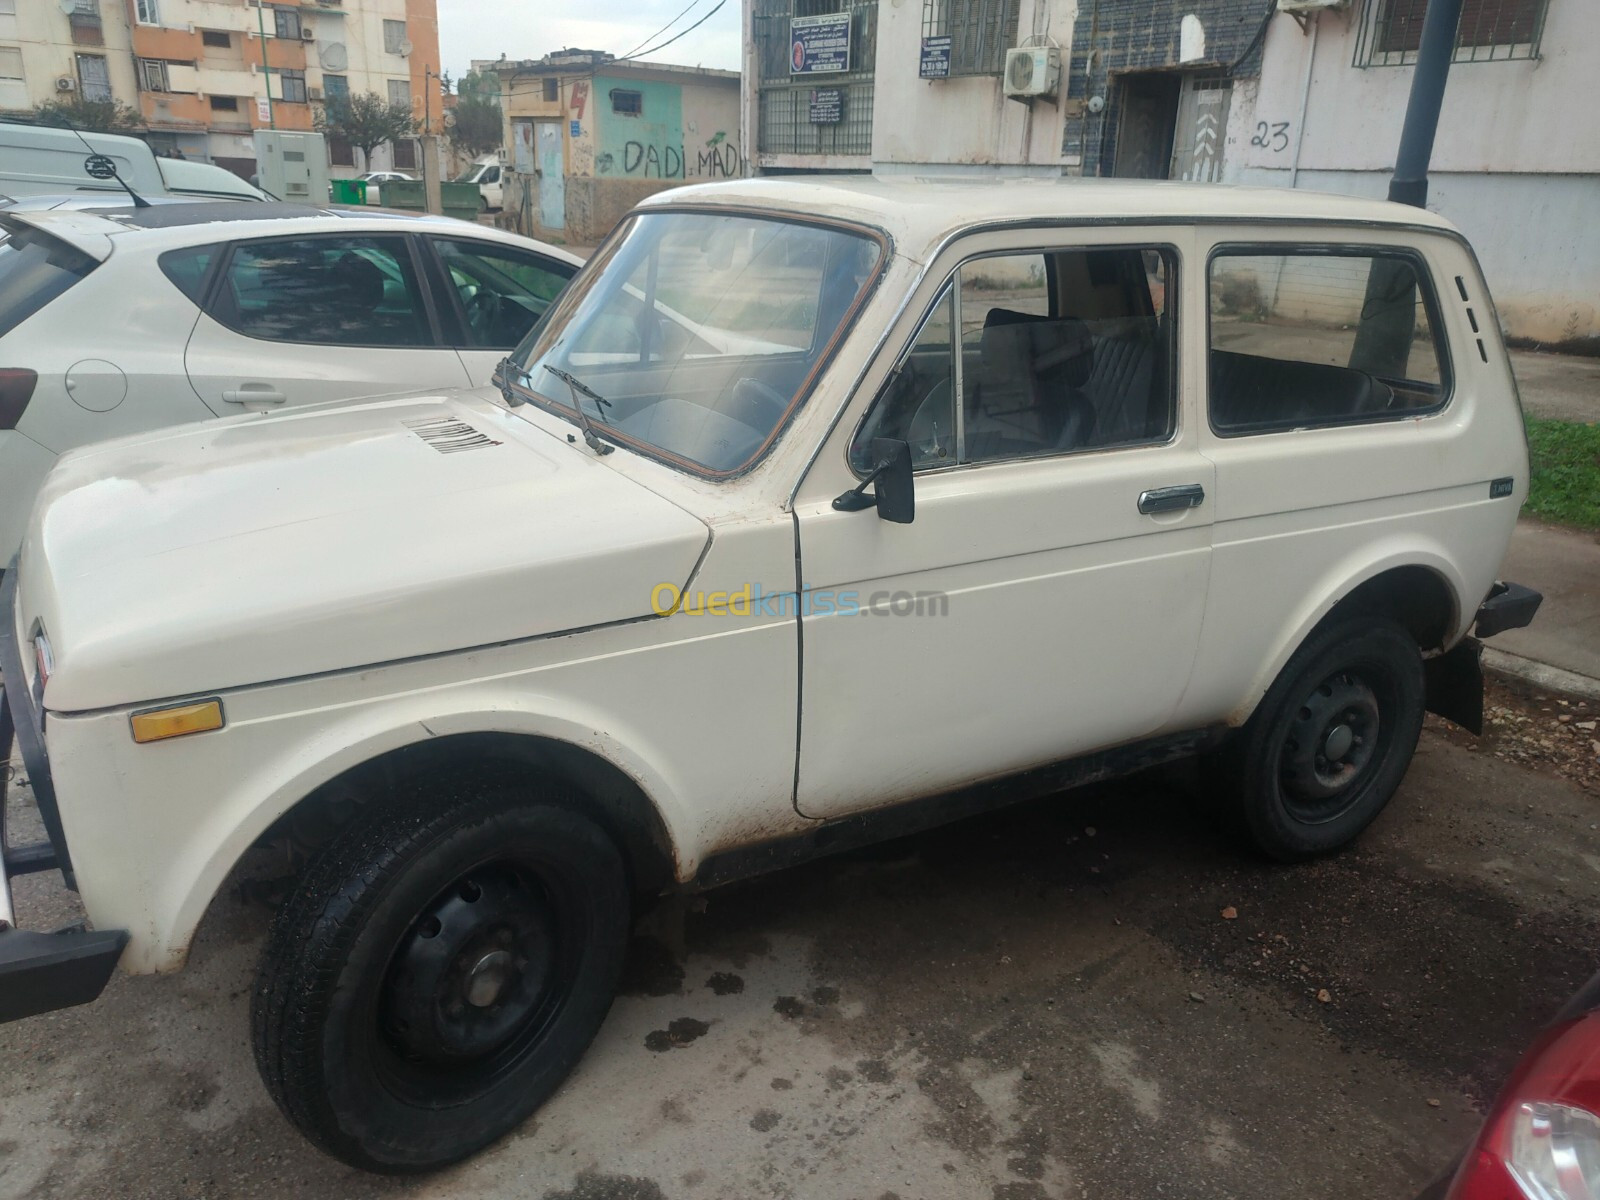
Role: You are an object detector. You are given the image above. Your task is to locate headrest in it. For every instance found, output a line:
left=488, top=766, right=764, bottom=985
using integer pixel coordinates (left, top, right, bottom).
left=980, top=310, right=1094, bottom=388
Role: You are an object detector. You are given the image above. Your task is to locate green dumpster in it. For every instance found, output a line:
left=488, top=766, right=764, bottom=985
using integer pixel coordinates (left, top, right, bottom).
left=441, top=182, right=482, bottom=223
left=329, top=177, right=367, bottom=206
left=382, top=179, right=426, bottom=211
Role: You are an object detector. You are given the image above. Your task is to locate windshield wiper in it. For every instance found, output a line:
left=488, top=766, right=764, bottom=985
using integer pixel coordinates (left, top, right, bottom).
left=542, top=365, right=615, bottom=457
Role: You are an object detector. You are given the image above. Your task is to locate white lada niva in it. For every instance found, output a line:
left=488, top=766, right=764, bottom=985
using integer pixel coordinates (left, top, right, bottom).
left=0, top=177, right=1540, bottom=1171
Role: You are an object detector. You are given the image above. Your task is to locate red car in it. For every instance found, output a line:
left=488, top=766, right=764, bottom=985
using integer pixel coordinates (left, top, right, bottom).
left=1420, top=970, right=1600, bottom=1199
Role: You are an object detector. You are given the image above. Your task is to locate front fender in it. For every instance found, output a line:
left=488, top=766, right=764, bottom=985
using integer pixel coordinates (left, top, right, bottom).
left=50, top=686, right=698, bottom=975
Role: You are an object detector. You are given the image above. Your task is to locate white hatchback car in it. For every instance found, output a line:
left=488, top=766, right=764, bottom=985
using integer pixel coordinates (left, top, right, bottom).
left=0, top=178, right=1541, bottom=1172
left=0, top=202, right=580, bottom=559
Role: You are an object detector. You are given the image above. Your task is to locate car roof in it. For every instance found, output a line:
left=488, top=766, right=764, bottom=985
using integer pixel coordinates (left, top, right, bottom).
left=637, top=176, right=1461, bottom=256
left=2, top=201, right=584, bottom=265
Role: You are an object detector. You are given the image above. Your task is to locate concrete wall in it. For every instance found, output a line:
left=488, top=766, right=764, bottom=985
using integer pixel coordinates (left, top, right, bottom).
left=501, top=64, right=740, bottom=246
left=1222, top=6, right=1600, bottom=348
left=872, top=0, right=1077, bottom=173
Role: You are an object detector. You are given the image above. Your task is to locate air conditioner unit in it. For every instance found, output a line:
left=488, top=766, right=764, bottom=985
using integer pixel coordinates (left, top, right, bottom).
left=308, top=86, right=323, bottom=100
left=1277, top=0, right=1348, bottom=11
left=1004, top=45, right=1060, bottom=101
left=56, top=76, right=77, bottom=91
left=300, top=27, right=314, bottom=40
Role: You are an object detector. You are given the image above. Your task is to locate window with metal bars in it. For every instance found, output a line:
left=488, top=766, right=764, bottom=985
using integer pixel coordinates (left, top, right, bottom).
left=1355, top=0, right=1547, bottom=65
left=922, top=0, right=1019, bottom=77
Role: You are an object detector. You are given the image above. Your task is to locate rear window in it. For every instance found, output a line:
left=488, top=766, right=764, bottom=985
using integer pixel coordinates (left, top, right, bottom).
left=0, top=220, right=97, bottom=339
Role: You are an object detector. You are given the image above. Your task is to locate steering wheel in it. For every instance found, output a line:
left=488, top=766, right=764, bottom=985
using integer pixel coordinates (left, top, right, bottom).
left=731, top=377, right=790, bottom=429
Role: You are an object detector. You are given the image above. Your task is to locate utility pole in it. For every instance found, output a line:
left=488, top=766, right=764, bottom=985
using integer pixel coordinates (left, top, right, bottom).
left=421, top=65, right=443, bottom=215
left=256, top=1, right=275, bottom=130
left=1353, top=0, right=1465, bottom=376
left=1387, top=0, right=1463, bottom=207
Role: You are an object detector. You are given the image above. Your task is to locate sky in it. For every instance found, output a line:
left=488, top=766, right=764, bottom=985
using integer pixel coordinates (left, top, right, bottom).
left=436, top=0, right=743, bottom=83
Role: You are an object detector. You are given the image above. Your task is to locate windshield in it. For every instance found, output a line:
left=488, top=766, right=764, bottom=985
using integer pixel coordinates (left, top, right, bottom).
left=454, top=166, right=485, bottom=183
left=508, top=211, right=882, bottom=474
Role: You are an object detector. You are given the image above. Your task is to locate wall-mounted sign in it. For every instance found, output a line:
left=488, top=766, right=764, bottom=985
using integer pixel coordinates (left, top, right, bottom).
left=919, top=35, right=952, bottom=79
left=570, top=120, right=581, bottom=138
left=808, top=88, right=843, bottom=124
left=790, top=12, right=851, bottom=75
left=256, top=97, right=272, bottom=123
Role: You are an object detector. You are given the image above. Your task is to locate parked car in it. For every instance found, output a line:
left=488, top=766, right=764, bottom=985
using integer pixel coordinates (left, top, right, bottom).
left=352, top=170, right=415, bottom=205
left=0, top=201, right=580, bottom=561
left=0, top=177, right=1541, bottom=1172
left=455, top=155, right=503, bottom=211
left=1415, top=969, right=1600, bottom=1199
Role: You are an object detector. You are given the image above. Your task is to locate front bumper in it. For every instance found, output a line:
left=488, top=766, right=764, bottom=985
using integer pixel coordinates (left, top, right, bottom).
left=0, top=563, right=127, bottom=1023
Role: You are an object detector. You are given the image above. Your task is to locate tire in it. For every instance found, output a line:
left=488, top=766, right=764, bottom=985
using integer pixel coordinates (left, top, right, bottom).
left=250, top=785, right=629, bottom=1173
left=479, top=195, right=489, bottom=213
left=1220, top=616, right=1425, bottom=862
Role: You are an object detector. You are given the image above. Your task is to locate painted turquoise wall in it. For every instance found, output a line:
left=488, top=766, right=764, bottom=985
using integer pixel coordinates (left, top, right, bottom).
left=594, top=74, right=686, bottom=179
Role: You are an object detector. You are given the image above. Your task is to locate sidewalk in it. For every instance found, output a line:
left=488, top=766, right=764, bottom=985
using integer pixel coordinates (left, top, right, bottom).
left=1489, top=520, right=1600, bottom=698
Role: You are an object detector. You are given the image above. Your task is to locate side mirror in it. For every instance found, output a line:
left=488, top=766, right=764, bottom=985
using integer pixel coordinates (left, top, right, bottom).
left=832, top=438, right=915, bottom=524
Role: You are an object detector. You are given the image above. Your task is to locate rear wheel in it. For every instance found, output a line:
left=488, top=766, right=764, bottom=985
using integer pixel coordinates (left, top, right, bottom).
left=251, top=785, right=629, bottom=1173
left=1221, top=616, right=1425, bottom=861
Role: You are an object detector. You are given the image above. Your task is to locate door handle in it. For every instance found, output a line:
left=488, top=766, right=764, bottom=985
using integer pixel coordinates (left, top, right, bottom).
left=1138, top=483, right=1205, bottom=514
left=221, top=385, right=287, bottom=405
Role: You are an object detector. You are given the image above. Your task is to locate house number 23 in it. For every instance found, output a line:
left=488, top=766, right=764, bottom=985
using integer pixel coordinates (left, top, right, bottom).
left=1251, top=121, right=1291, bottom=152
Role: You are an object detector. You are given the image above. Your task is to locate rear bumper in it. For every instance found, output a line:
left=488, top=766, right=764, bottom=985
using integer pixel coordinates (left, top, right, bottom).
left=1474, top=580, right=1542, bottom=640
left=1420, top=580, right=1542, bottom=738
left=0, top=563, right=127, bottom=1023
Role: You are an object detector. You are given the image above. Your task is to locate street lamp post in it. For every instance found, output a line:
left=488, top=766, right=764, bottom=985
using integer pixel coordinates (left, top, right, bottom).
left=256, top=0, right=275, bottom=130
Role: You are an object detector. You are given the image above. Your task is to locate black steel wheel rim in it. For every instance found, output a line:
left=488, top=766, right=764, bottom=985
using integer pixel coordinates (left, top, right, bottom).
left=1276, top=666, right=1392, bottom=825
left=370, top=857, right=579, bottom=1105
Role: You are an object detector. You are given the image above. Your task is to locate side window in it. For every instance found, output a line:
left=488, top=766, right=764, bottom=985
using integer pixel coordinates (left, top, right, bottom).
left=852, top=245, right=1176, bottom=472
left=433, top=237, right=575, bottom=349
left=1208, top=249, right=1447, bottom=436
left=209, top=235, right=429, bottom=347
left=157, top=243, right=217, bottom=303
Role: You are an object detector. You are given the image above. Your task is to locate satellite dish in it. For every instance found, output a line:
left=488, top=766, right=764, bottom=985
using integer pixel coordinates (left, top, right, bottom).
left=319, top=41, right=348, bottom=70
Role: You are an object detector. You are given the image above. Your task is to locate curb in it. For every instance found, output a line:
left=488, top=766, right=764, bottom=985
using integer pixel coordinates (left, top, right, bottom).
left=1482, top=646, right=1600, bottom=703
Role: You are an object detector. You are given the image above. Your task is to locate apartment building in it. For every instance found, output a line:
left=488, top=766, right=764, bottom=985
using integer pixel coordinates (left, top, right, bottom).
left=0, top=0, right=440, bottom=176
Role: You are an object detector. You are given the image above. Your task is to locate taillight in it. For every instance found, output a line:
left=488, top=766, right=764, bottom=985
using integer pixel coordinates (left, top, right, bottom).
left=0, top=368, right=37, bottom=430
left=1447, top=1012, right=1600, bottom=1199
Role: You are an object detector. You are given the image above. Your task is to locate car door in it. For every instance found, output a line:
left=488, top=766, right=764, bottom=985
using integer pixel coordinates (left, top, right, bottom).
left=791, top=230, right=1214, bottom=820
left=182, top=230, right=471, bottom=413
left=423, top=234, right=577, bottom=385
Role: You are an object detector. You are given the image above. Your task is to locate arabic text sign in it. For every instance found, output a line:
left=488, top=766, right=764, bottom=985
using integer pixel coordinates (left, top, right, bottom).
left=809, top=89, right=843, bottom=124
left=790, top=12, right=851, bottom=75
left=920, top=36, right=952, bottom=79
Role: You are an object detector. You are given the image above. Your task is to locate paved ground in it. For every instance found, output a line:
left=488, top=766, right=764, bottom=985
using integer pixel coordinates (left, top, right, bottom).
left=1510, top=348, right=1600, bottom=424
left=4, top=704, right=1598, bottom=1200
left=1497, top=521, right=1600, bottom=682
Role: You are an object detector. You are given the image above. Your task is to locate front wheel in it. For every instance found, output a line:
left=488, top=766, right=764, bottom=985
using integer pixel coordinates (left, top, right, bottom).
left=251, top=786, right=629, bottom=1173
left=1221, top=616, right=1425, bottom=861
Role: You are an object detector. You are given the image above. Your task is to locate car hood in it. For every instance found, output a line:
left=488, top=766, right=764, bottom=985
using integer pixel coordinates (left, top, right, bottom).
left=19, top=391, right=710, bottom=712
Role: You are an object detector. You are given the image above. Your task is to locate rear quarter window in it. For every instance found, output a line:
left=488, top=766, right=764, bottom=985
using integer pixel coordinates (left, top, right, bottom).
left=0, top=221, right=98, bottom=338
left=158, top=243, right=219, bottom=302
left=1208, top=247, right=1450, bottom=436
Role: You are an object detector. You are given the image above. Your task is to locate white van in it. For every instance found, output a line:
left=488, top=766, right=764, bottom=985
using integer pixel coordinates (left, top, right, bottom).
left=455, top=154, right=503, bottom=211
left=0, top=122, right=167, bottom=200
left=0, top=122, right=266, bottom=202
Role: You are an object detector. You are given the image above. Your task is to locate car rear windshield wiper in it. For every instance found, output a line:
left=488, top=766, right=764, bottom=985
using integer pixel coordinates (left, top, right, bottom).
left=541, top=365, right=614, bottom=457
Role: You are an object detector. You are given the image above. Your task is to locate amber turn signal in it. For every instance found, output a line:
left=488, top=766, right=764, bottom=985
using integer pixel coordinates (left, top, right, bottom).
left=130, top=699, right=224, bottom=744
